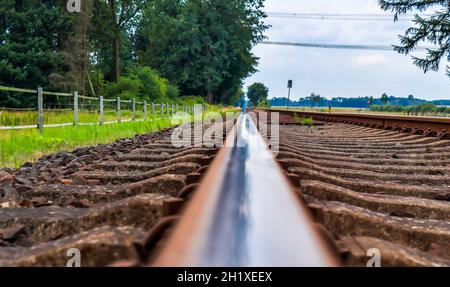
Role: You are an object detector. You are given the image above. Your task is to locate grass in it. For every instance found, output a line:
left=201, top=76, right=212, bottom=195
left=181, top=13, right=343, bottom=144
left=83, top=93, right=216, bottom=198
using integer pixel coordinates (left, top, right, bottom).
left=0, top=109, right=157, bottom=126
left=300, top=117, right=314, bottom=126
left=0, top=105, right=234, bottom=168
left=293, top=113, right=313, bottom=126
left=0, top=116, right=176, bottom=169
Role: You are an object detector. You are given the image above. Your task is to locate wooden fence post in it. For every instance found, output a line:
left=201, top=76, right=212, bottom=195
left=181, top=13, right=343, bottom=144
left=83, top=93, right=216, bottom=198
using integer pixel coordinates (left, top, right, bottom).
left=37, top=87, right=44, bottom=131
left=152, top=102, right=155, bottom=117
left=132, top=98, right=136, bottom=121
left=161, top=103, right=164, bottom=118
left=144, top=100, right=147, bottom=121
left=117, top=97, right=121, bottom=123
left=167, top=102, right=170, bottom=117
left=99, top=96, right=104, bottom=125
left=73, top=91, right=79, bottom=126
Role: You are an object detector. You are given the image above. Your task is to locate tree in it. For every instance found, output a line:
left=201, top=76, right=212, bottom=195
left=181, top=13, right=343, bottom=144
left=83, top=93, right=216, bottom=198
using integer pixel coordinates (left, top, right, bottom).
left=368, top=96, right=374, bottom=106
left=247, top=83, right=269, bottom=106
left=136, top=0, right=269, bottom=103
left=309, top=93, right=321, bottom=107
left=50, top=0, right=93, bottom=95
left=381, top=93, right=389, bottom=105
left=0, top=0, right=71, bottom=107
left=102, top=0, right=147, bottom=82
left=379, top=0, right=450, bottom=76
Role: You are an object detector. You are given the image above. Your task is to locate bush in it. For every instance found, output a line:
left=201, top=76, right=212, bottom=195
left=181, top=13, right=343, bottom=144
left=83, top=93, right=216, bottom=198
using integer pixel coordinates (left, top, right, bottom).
left=135, top=66, right=167, bottom=101
left=177, top=96, right=207, bottom=106
left=166, top=84, right=180, bottom=99
left=105, top=66, right=181, bottom=103
left=106, top=77, right=141, bottom=101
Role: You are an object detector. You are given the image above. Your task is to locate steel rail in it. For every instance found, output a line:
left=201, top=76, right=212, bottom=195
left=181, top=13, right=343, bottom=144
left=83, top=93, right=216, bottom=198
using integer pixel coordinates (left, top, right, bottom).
left=153, top=113, right=338, bottom=267
left=271, top=109, right=450, bottom=139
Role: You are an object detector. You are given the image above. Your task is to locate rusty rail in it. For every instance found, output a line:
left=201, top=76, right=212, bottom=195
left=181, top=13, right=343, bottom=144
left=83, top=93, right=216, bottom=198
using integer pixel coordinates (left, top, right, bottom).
left=271, top=109, right=450, bottom=139
left=153, top=113, right=339, bottom=267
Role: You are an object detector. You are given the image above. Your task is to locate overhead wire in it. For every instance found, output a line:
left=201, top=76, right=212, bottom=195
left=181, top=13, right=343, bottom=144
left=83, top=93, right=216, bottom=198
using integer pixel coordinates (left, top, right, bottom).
left=260, top=41, right=432, bottom=51
left=266, top=12, right=420, bottom=22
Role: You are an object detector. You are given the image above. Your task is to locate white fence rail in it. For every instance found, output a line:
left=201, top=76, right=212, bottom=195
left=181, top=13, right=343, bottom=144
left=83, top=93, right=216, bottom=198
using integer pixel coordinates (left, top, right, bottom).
left=0, top=86, right=206, bottom=131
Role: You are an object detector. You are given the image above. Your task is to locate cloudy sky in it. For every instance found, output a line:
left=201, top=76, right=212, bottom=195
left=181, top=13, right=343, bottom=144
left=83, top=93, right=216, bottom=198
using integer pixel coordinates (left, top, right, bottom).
left=244, top=0, right=450, bottom=101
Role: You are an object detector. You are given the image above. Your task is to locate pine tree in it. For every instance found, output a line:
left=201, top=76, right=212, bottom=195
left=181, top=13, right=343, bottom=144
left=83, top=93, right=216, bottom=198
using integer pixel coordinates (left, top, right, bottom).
left=0, top=0, right=71, bottom=107
left=379, top=0, right=450, bottom=76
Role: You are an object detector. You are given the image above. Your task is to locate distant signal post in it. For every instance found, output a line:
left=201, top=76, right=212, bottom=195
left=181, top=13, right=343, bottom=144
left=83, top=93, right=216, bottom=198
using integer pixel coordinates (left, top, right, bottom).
left=287, top=80, right=293, bottom=110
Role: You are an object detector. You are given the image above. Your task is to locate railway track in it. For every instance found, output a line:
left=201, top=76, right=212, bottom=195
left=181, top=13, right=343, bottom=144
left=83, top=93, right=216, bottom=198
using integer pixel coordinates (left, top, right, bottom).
left=0, top=110, right=449, bottom=267
left=272, top=110, right=450, bottom=267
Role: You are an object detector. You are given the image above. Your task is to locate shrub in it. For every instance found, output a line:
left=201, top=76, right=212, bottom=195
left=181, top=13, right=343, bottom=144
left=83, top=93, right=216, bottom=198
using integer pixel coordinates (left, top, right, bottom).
left=134, top=66, right=167, bottom=101
left=106, top=77, right=142, bottom=101
left=166, top=84, right=180, bottom=99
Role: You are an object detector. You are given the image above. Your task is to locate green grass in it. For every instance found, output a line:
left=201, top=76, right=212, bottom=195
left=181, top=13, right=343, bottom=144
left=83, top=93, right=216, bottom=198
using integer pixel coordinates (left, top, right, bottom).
left=293, top=113, right=313, bottom=126
left=300, top=117, right=314, bottom=126
left=0, top=117, right=174, bottom=168
left=0, top=105, right=234, bottom=168
left=0, top=109, right=157, bottom=126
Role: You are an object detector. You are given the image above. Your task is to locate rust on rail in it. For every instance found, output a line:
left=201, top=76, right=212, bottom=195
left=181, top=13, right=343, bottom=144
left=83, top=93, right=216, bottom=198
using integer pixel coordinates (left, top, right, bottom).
left=152, top=113, right=339, bottom=267
left=271, top=109, right=450, bottom=139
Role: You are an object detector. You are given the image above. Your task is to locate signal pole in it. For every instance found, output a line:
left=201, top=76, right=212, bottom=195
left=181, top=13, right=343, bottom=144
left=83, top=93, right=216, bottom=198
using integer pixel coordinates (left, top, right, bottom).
left=287, top=80, right=293, bottom=110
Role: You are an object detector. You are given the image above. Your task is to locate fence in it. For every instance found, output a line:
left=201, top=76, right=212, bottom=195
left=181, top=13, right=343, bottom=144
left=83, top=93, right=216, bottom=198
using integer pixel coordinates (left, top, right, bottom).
left=0, top=86, right=206, bottom=131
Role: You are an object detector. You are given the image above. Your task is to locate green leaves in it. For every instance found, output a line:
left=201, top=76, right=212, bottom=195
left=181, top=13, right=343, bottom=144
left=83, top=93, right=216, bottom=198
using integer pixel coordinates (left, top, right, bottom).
left=247, top=82, right=269, bottom=107
left=136, top=0, right=268, bottom=103
left=379, top=0, right=450, bottom=76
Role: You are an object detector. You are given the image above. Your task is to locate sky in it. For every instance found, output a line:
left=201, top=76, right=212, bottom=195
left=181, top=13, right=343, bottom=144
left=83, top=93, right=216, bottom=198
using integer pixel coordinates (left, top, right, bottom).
left=244, top=0, right=450, bottom=101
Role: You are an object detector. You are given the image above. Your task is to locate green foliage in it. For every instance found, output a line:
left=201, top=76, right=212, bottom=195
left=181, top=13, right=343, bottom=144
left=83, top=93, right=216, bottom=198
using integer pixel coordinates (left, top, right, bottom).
left=0, top=118, right=173, bottom=168
left=309, top=93, right=321, bottom=107
left=136, top=0, right=269, bottom=103
left=378, top=0, right=450, bottom=76
left=0, top=0, right=268, bottom=107
left=105, top=66, right=177, bottom=102
left=381, top=93, right=389, bottom=105
left=135, top=66, right=167, bottom=101
left=292, top=113, right=313, bottom=126
left=106, top=77, right=142, bottom=101
left=301, top=117, right=314, bottom=126
left=177, top=96, right=207, bottom=106
left=167, top=84, right=180, bottom=99
left=370, top=104, right=450, bottom=116
left=247, top=83, right=269, bottom=107
left=0, top=0, right=72, bottom=107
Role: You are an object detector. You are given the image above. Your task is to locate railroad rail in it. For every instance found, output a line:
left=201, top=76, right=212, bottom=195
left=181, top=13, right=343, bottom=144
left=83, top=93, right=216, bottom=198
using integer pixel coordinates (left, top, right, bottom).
left=272, top=109, right=450, bottom=139
left=153, top=113, right=338, bottom=267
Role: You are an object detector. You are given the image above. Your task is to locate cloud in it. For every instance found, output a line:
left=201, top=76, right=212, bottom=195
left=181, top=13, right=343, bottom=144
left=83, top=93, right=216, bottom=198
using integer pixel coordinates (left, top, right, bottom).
left=352, top=53, right=388, bottom=66
left=244, top=0, right=449, bottom=101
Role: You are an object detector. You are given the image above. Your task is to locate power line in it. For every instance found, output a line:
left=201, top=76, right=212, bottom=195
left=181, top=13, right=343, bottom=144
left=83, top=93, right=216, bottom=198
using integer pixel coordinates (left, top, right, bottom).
left=261, top=41, right=431, bottom=51
left=266, top=12, right=418, bottom=22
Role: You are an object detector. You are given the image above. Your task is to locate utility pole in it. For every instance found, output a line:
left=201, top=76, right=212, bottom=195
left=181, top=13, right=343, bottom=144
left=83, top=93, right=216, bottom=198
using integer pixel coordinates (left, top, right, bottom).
left=287, top=80, right=293, bottom=110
